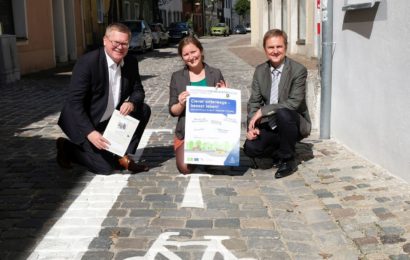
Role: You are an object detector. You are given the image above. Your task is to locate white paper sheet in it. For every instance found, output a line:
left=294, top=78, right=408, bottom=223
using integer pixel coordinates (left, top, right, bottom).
left=102, top=110, right=139, bottom=156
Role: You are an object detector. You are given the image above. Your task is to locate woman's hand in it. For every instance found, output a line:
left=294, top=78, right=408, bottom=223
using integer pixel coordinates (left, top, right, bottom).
left=215, top=80, right=227, bottom=88
left=178, top=91, right=190, bottom=106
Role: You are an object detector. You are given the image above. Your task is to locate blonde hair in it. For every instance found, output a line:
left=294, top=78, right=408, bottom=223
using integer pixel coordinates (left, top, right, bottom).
left=105, top=23, right=131, bottom=40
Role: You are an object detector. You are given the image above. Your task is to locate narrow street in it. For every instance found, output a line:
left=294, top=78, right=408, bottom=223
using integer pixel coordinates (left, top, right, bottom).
left=1, top=35, right=410, bottom=260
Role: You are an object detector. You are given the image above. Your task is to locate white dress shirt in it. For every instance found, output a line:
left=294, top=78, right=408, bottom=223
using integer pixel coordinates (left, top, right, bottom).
left=100, top=52, right=124, bottom=122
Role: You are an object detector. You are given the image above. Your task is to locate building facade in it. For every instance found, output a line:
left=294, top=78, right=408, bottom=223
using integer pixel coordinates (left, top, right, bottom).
left=331, top=0, right=410, bottom=182
left=0, top=0, right=84, bottom=76
left=159, top=0, right=183, bottom=27
left=252, top=0, right=410, bottom=182
left=251, top=0, right=319, bottom=58
left=0, top=0, right=156, bottom=76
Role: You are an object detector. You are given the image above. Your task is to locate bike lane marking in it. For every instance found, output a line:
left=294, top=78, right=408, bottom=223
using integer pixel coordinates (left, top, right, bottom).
left=125, top=232, right=257, bottom=260
left=180, top=174, right=211, bottom=208
left=27, top=129, right=171, bottom=260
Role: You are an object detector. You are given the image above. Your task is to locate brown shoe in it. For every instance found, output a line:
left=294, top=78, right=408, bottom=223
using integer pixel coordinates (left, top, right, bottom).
left=118, top=155, right=149, bottom=173
left=56, top=137, right=72, bottom=169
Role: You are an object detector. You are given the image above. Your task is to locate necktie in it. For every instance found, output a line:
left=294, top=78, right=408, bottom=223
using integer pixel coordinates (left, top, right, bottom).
left=270, top=69, right=280, bottom=104
left=269, top=69, right=280, bottom=130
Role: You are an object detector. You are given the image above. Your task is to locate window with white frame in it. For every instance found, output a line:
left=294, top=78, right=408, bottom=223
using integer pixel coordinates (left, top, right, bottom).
left=297, top=0, right=306, bottom=44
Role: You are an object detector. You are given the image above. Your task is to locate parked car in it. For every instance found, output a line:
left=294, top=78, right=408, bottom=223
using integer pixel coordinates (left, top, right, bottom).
left=120, top=20, right=153, bottom=52
left=210, top=23, right=230, bottom=37
left=233, top=24, right=247, bottom=34
left=245, top=23, right=251, bottom=32
left=149, top=23, right=169, bottom=47
left=168, top=22, right=194, bottom=41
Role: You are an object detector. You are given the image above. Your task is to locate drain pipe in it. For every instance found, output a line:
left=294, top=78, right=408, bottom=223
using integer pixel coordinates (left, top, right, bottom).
left=320, top=0, right=333, bottom=139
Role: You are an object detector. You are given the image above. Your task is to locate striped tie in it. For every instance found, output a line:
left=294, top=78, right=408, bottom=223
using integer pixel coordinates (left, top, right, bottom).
left=270, top=69, right=280, bottom=104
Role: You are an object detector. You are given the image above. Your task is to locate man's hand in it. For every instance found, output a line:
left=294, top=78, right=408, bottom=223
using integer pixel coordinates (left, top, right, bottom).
left=87, top=130, right=110, bottom=150
left=246, top=128, right=260, bottom=140
left=119, top=101, right=134, bottom=116
left=248, top=109, right=262, bottom=130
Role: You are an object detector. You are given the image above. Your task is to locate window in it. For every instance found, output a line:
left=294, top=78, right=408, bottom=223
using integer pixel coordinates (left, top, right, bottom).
left=97, top=0, right=104, bottom=23
left=134, top=3, right=139, bottom=20
left=281, top=0, right=288, bottom=34
left=297, top=0, right=306, bottom=44
left=124, top=1, right=130, bottom=20
left=11, top=0, right=28, bottom=39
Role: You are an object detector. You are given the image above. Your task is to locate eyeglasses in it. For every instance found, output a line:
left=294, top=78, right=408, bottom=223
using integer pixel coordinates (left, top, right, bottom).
left=108, top=39, right=129, bottom=48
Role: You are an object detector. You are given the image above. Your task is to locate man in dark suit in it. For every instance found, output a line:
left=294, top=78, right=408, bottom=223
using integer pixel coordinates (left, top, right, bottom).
left=57, top=23, right=151, bottom=174
left=244, top=29, right=311, bottom=178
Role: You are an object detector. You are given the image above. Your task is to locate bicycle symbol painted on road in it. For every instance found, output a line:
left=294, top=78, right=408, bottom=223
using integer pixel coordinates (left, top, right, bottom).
left=125, top=231, right=256, bottom=260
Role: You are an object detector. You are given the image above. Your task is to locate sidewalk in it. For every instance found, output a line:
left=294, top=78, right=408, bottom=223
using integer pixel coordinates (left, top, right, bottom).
left=0, top=35, right=409, bottom=260
left=227, top=36, right=410, bottom=259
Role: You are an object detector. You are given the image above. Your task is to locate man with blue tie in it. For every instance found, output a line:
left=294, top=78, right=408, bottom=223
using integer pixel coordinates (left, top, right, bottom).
left=244, top=29, right=311, bottom=178
left=56, top=23, right=151, bottom=174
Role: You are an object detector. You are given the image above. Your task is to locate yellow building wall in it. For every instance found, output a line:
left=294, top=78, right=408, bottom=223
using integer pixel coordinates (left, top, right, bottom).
left=17, top=0, right=55, bottom=74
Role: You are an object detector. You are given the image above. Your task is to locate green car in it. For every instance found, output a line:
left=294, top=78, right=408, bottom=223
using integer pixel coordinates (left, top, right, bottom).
left=210, top=23, right=230, bottom=37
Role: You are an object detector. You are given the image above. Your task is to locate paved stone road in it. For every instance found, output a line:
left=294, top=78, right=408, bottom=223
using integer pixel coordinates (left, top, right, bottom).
left=1, top=35, right=410, bottom=260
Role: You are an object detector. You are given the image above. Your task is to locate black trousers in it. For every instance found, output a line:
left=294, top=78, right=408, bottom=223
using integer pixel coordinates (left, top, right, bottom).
left=244, top=108, right=301, bottom=160
left=65, top=103, right=151, bottom=174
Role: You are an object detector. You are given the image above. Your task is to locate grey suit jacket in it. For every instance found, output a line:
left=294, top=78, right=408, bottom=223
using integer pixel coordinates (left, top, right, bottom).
left=169, top=63, right=224, bottom=139
left=247, top=57, right=311, bottom=137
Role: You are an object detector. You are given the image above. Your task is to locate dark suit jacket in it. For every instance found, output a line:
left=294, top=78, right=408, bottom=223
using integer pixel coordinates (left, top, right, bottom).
left=58, top=47, right=145, bottom=145
left=247, top=57, right=311, bottom=137
left=168, top=63, right=224, bottom=139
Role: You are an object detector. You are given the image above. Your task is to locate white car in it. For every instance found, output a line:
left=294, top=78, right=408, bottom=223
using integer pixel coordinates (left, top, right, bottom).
left=121, top=20, right=154, bottom=52
left=150, top=23, right=169, bottom=47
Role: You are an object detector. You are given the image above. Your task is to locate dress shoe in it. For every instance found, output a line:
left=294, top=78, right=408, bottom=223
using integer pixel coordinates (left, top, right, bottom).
left=272, top=157, right=282, bottom=168
left=56, top=137, right=72, bottom=169
left=275, top=158, right=297, bottom=178
left=118, top=155, right=149, bottom=173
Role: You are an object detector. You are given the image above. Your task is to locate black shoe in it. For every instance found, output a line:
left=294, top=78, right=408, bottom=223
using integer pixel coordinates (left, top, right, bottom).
left=272, top=157, right=282, bottom=168
left=248, top=157, right=274, bottom=170
left=56, top=137, right=72, bottom=169
left=275, top=159, right=297, bottom=178
left=249, top=157, right=258, bottom=169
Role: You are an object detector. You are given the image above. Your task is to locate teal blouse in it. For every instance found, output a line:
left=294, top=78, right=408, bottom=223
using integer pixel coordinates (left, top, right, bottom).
left=190, top=78, right=207, bottom=87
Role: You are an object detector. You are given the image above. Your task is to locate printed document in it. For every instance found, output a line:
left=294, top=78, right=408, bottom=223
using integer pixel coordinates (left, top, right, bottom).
left=103, top=110, right=139, bottom=156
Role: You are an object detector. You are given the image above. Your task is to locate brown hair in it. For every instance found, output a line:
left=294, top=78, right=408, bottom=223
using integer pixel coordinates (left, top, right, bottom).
left=177, top=36, right=204, bottom=57
left=263, top=29, right=288, bottom=49
left=105, top=23, right=131, bottom=40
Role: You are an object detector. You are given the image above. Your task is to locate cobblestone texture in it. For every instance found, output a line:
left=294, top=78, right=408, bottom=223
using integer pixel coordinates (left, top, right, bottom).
left=0, top=35, right=409, bottom=259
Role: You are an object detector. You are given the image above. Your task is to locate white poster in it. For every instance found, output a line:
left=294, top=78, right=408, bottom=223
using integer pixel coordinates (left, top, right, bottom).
left=103, top=110, right=139, bottom=156
left=184, top=86, right=241, bottom=166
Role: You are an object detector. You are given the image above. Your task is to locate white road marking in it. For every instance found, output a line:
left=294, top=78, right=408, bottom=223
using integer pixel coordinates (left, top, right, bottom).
left=27, top=129, right=171, bottom=260
left=180, top=174, right=211, bottom=208
left=124, top=232, right=256, bottom=260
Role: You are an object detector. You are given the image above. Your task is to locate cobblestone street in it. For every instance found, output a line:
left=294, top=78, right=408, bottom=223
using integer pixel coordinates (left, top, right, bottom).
left=1, top=35, right=410, bottom=260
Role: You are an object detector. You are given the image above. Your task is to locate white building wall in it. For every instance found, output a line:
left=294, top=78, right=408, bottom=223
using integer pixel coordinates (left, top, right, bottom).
left=251, top=0, right=318, bottom=58
left=331, top=0, right=410, bottom=182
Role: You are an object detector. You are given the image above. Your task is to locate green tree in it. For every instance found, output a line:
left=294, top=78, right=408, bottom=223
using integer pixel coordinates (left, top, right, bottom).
left=234, top=0, right=250, bottom=24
